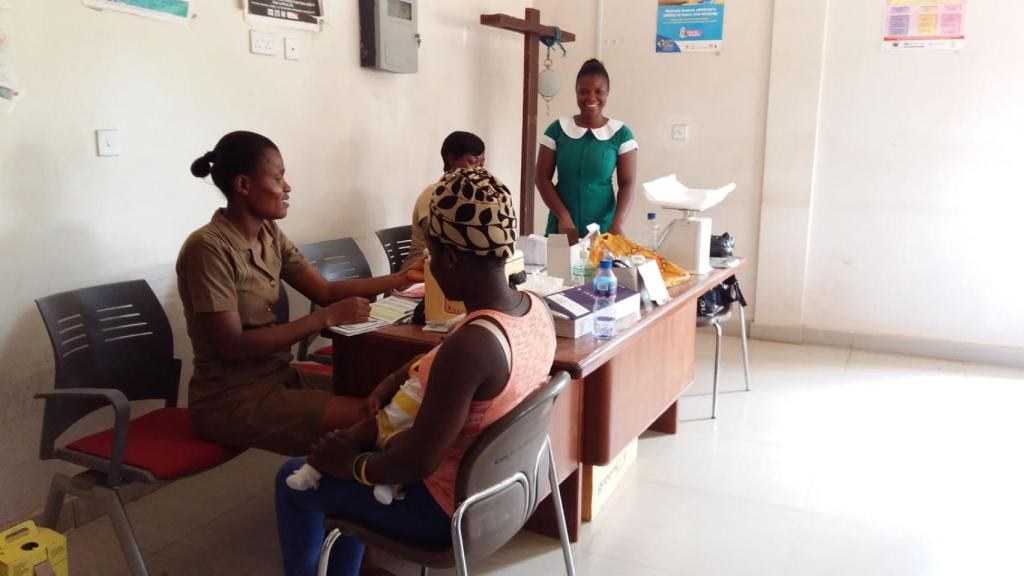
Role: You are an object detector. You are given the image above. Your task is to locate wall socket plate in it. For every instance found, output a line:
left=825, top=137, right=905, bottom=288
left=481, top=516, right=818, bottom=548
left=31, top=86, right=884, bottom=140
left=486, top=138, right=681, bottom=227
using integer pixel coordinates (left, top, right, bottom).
left=249, top=30, right=280, bottom=57
left=284, top=37, right=302, bottom=61
left=95, top=129, right=121, bottom=157
left=672, top=124, right=689, bottom=141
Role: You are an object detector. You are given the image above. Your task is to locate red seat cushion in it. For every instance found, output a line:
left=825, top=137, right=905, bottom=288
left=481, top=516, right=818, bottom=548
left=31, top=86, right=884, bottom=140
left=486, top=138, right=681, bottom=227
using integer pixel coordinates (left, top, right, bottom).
left=66, top=407, right=235, bottom=480
left=293, top=362, right=333, bottom=374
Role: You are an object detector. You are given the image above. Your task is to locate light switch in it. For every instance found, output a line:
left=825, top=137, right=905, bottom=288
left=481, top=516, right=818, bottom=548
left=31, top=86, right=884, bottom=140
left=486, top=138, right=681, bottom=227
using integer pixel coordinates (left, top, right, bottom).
left=250, top=30, right=280, bottom=57
left=671, top=124, right=689, bottom=141
left=284, top=37, right=302, bottom=61
left=95, top=129, right=121, bottom=157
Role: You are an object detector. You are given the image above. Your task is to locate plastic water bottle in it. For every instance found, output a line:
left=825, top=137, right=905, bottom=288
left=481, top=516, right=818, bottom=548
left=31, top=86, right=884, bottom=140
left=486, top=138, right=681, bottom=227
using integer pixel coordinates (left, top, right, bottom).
left=592, top=259, right=618, bottom=340
left=645, top=212, right=660, bottom=251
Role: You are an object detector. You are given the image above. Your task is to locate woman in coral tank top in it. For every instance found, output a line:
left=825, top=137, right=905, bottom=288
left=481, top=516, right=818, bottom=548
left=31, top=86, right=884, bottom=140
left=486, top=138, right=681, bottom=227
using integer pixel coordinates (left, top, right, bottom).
left=275, top=167, right=557, bottom=576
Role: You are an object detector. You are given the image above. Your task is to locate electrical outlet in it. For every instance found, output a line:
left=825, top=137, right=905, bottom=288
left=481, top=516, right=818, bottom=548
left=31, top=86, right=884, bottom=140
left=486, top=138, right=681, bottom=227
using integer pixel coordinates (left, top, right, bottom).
left=95, top=129, right=121, bottom=157
left=671, top=124, right=689, bottom=141
left=249, top=30, right=280, bottom=57
left=284, top=37, right=302, bottom=61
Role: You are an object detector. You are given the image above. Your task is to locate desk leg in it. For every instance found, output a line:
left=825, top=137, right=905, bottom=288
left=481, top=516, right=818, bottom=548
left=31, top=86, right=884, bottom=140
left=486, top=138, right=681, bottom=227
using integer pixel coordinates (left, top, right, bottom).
left=526, top=466, right=582, bottom=543
left=648, top=400, right=678, bottom=434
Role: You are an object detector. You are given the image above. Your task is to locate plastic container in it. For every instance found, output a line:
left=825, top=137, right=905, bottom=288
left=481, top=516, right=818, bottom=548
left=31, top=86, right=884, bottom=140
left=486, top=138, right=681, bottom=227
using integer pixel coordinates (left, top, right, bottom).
left=645, top=212, right=660, bottom=251
left=592, top=259, right=618, bottom=340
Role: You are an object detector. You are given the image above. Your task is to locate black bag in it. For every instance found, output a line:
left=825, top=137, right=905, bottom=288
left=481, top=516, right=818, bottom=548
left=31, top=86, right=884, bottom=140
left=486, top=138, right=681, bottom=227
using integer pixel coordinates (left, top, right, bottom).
left=697, top=277, right=747, bottom=317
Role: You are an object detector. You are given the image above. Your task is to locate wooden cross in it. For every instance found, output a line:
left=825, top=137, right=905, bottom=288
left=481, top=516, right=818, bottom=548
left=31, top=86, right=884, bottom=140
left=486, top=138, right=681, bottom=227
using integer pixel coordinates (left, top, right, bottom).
left=481, top=9, right=575, bottom=236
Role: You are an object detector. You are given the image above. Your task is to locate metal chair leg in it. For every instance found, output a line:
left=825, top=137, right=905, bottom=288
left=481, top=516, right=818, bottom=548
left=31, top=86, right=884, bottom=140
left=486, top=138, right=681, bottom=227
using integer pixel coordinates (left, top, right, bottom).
left=50, top=472, right=148, bottom=575
left=104, top=488, right=147, bottom=576
left=738, top=303, right=751, bottom=392
left=546, top=438, right=576, bottom=576
left=420, top=566, right=430, bottom=576
left=41, top=476, right=67, bottom=529
left=317, top=528, right=343, bottom=576
left=712, top=322, right=722, bottom=419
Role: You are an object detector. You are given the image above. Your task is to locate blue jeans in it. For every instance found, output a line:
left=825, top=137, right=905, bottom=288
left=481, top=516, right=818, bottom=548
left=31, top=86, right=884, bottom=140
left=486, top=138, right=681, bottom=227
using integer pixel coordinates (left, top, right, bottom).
left=275, top=456, right=451, bottom=576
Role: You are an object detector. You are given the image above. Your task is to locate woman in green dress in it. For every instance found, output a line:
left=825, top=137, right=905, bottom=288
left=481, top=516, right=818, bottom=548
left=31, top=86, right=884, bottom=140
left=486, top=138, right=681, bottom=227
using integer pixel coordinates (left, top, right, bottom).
left=536, top=58, right=638, bottom=241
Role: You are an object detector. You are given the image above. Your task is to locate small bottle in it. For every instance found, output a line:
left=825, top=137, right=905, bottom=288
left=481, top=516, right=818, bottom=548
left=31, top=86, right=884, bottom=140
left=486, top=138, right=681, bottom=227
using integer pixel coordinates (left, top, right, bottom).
left=646, top=212, right=660, bottom=252
left=592, top=259, right=618, bottom=340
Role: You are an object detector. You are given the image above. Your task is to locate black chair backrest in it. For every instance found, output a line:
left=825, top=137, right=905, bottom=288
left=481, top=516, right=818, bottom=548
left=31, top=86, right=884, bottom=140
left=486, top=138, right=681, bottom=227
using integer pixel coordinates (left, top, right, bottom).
left=35, top=280, right=181, bottom=449
left=374, top=225, right=413, bottom=274
left=454, top=371, right=571, bottom=561
left=299, top=237, right=371, bottom=282
left=272, top=284, right=290, bottom=325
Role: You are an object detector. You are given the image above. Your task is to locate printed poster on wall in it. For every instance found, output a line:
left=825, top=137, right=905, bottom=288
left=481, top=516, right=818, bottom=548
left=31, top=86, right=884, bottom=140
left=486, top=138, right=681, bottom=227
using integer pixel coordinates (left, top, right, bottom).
left=883, top=0, right=966, bottom=50
left=245, top=0, right=322, bottom=32
left=656, top=0, right=726, bottom=53
left=0, top=1, right=21, bottom=109
left=82, top=0, right=191, bottom=24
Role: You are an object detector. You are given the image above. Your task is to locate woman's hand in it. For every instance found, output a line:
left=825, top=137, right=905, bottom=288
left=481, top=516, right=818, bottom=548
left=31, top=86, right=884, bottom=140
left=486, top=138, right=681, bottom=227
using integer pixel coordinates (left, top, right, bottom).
left=404, top=261, right=425, bottom=284
left=608, top=221, right=624, bottom=236
left=309, top=430, right=362, bottom=478
left=557, top=218, right=580, bottom=245
left=321, top=297, right=370, bottom=327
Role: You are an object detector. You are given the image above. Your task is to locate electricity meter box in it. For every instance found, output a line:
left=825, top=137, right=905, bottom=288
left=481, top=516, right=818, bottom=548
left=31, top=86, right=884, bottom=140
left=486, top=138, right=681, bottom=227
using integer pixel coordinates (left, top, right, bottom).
left=0, top=521, right=68, bottom=576
left=359, top=0, right=419, bottom=73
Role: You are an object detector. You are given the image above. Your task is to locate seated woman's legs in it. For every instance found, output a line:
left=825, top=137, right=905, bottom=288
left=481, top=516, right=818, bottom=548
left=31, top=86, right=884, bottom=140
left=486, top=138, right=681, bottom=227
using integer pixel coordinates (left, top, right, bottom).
left=275, top=457, right=450, bottom=576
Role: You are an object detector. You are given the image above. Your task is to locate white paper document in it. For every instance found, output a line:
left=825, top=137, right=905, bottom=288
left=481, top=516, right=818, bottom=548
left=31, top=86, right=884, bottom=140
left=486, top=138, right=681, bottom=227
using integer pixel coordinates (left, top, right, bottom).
left=328, top=295, right=420, bottom=337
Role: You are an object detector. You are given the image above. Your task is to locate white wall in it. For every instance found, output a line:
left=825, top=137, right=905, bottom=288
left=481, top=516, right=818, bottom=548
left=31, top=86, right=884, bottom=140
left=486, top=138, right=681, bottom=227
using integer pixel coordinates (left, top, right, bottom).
left=755, top=0, right=1024, bottom=358
left=805, top=0, right=1024, bottom=349
left=0, top=0, right=529, bottom=527
left=531, top=0, right=774, bottom=314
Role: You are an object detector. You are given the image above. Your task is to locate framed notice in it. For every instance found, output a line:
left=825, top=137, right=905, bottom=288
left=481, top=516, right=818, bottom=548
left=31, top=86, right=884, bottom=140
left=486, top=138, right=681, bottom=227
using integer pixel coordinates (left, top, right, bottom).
left=82, top=0, right=191, bottom=24
left=883, top=0, right=966, bottom=50
left=245, top=0, right=322, bottom=32
left=656, top=0, right=726, bottom=54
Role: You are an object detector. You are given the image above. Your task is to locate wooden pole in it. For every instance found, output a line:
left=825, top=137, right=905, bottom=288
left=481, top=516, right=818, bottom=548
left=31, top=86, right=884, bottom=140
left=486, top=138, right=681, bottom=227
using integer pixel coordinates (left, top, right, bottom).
left=520, top=9, right=540, bottom=237
left=481, top=11, right=575, bottom=237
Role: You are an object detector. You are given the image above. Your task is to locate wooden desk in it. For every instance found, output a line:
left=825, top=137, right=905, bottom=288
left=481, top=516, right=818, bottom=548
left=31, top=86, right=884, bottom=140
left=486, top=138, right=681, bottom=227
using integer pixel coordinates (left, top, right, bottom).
left=329, top=262, right=742, bottom=540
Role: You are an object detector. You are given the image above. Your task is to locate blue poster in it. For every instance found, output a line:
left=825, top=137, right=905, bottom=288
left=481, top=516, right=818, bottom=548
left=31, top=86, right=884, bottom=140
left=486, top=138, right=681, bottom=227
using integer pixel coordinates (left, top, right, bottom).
left=656, top=0, right=726, bottom=53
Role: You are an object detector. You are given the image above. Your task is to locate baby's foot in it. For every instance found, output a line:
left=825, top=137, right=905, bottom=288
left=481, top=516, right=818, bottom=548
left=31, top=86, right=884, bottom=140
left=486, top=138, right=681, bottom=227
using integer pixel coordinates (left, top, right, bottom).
left=286, top=463, right=322, bottom=490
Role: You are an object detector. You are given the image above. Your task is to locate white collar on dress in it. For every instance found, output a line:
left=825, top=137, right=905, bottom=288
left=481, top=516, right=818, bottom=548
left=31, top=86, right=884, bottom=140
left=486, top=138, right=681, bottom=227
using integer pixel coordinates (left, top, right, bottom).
left=558, top=116, right=625, bottom=141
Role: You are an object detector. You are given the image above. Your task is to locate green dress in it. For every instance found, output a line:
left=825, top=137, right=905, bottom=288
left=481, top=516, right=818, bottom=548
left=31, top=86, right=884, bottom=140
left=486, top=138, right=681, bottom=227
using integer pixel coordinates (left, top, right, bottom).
left=541, top=117, right=637, bottom=236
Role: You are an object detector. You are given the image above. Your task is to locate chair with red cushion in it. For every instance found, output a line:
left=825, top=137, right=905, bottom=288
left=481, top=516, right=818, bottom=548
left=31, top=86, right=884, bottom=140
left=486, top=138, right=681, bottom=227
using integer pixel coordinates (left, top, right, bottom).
left=295, top=237, right=372, bottom=364
left=34, top=280, right=237, bottom=576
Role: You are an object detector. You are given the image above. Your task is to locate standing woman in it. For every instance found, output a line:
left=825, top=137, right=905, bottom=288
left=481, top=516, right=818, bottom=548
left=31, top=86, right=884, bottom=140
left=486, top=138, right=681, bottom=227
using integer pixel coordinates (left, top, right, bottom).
left=178, top=131, right=422, bottom=457
left=537, top=58, right=638, bottom=241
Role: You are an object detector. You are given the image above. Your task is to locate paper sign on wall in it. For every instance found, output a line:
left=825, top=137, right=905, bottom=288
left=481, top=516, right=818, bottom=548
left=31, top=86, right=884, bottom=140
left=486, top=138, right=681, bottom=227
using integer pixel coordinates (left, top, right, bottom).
left=656, top=0, right=726, bottom=54
left=883, top=0, right=966, bottom=50
left=245, top=0, right=322, bottom=32
left=82, top=0, right=191, bottom=24
left=0, top=1, right=21, bottom=110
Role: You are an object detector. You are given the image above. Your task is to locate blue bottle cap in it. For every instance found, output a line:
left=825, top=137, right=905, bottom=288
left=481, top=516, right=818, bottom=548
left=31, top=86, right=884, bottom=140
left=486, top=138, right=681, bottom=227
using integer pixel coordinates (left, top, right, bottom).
left=599, top=259, right=613, bottom=269
left=647, top=212, right=656, bottom=220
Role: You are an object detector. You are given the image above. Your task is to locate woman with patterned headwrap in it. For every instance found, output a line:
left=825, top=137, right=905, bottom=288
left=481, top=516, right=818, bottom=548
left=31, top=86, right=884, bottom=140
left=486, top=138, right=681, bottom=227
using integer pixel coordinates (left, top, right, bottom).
left=274, top=168, right=558, bottom=576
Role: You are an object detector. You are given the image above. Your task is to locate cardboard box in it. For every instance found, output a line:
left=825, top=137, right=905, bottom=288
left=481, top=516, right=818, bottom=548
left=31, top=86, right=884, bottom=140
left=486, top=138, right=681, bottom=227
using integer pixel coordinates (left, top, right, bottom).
left=582, top=438, right=638, bottom=521
left=0, top=521, right=68, bottom=576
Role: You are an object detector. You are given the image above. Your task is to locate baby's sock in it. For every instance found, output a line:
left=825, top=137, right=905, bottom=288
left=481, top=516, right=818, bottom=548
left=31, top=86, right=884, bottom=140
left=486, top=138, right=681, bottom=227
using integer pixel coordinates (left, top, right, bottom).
left=286, top=463, right=322, bottom=490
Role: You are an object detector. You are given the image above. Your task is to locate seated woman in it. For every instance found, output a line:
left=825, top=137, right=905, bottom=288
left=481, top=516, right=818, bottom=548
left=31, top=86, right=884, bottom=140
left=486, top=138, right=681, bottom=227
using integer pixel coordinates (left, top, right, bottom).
left=177, top=130, right=422, bottom=457
left=275, top=167, right=557, bottom=576
left=400, top=130, right=486, bottom=272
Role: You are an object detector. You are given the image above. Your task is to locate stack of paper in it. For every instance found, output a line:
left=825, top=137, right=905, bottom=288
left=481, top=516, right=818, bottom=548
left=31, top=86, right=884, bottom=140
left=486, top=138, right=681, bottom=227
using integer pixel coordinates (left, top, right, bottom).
left=328, top=295, right=420, bottom=337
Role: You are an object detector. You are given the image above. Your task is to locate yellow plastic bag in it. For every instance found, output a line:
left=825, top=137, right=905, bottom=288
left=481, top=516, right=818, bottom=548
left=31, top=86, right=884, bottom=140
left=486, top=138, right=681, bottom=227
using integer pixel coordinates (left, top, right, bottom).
left=588, top=233, right=691, bottom=287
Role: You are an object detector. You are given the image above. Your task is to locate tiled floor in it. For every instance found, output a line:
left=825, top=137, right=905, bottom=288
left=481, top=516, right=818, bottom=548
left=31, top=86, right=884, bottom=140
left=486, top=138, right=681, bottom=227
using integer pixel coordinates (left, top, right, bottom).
left=65, top=335, right=1024, bottom=575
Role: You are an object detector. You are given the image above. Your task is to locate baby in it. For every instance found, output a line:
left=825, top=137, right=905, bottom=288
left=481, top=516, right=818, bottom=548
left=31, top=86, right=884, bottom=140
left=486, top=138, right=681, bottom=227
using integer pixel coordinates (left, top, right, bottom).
left=286, top=360, right=424, bottom=504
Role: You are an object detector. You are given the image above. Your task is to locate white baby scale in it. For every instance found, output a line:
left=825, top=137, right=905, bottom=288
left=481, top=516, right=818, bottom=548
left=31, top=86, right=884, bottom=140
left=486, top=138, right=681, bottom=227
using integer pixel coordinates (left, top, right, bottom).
left=642, top=175, right=735, bottom=275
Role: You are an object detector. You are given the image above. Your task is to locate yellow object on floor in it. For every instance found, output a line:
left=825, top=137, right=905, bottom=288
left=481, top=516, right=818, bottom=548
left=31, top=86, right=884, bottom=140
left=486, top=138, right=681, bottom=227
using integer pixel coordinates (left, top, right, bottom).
left=0, top=521, right=68, bottom=576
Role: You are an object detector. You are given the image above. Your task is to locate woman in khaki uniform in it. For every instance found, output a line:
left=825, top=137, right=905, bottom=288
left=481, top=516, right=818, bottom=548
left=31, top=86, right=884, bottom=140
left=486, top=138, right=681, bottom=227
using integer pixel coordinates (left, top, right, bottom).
left=177, top=131, right=422, bottom=456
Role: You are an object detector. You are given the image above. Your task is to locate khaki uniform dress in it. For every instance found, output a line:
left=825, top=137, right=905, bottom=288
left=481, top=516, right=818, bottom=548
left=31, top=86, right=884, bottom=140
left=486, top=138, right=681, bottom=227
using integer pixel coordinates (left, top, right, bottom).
left=177, top=210, right=333, bottom=456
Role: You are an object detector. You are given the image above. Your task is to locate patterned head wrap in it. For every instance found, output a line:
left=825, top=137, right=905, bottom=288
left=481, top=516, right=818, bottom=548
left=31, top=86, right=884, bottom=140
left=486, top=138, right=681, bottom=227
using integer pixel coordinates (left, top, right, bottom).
left=428, top=167, right=518, bottom=259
